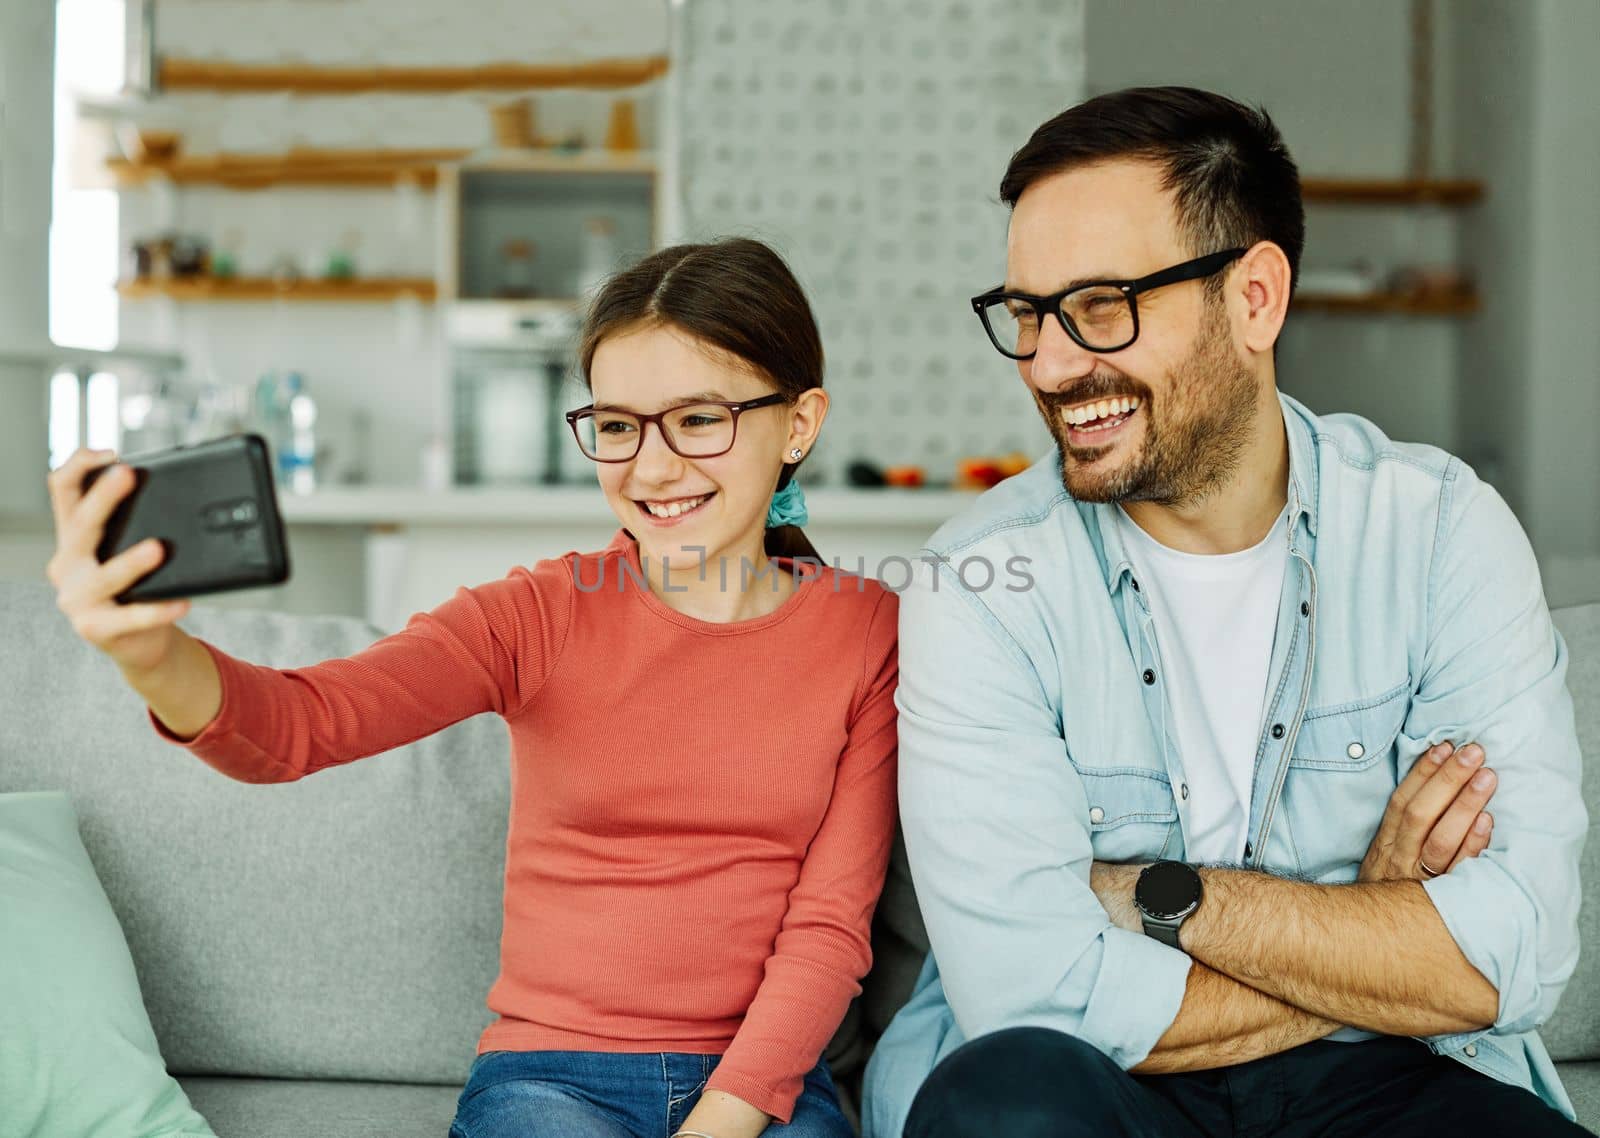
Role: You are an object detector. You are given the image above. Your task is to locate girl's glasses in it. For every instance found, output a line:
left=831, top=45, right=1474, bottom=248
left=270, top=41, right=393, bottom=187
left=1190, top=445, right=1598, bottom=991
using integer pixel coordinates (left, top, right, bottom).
left=565, top=394, right=789, bottom=462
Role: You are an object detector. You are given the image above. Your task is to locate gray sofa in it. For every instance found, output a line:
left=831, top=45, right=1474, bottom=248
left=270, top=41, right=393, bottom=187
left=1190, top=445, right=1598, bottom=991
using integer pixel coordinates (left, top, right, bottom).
left=1, top=579, right=1595, bottom=1136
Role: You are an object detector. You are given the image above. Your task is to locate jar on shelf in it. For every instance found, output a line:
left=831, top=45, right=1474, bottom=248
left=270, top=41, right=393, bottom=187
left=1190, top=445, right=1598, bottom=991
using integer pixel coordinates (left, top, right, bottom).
left=604, top=98, right=641, bottom=152
left=498, top=239, right=537, bottom=299
left=489, top=98, right=540, bottom=150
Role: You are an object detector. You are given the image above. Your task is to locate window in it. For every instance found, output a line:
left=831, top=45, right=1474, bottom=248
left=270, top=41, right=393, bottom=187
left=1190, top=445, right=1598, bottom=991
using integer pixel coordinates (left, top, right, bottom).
left=49, top=0, right=127, bottom=455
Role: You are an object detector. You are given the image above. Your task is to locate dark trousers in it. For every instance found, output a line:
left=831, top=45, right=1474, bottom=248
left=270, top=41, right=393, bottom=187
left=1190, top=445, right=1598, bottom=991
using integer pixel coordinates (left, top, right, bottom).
left=903, top=1027, right=1594, bottom=1138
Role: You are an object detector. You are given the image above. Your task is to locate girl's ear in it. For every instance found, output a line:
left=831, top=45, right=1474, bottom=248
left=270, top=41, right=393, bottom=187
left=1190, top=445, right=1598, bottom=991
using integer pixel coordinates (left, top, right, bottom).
left=786, top=387, right=830, bottom=456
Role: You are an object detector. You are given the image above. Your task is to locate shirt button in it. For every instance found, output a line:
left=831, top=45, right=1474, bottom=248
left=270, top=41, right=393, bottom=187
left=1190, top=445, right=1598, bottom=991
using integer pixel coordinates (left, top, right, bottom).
left=1347, top=742, right=1366, bottom=760
left=1089, top=806, right=1105, bottom=824
left=1243, top=841, right=1254, bottom=860
left=1143, top=669, right=1156, bottom=685
left=1300, top=601, right=1310, bottom=617
left=1130, top=577, right=1140, bottom=592
left=1271, top=723, right=1286, bottom=739
left=1180, top=782, right=1190, bottom=801
left=1464, top=1044, right=1478, bottom=1058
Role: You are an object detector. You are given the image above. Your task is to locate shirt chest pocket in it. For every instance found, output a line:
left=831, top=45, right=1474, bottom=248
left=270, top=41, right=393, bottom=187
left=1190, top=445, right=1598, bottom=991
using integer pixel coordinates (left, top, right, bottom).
left=1289, top=679, right=1410, bottom=771
left=1281, top=680, right=1411, bottom=879
left=1070, top=764, right=1180, bottom=863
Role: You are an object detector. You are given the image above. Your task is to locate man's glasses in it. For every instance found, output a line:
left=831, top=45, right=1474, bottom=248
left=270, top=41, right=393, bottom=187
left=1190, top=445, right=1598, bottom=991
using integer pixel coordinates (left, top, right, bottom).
left=565, top=394, right=788, bottom=462
left=971, top=247, right=1247, bottom=359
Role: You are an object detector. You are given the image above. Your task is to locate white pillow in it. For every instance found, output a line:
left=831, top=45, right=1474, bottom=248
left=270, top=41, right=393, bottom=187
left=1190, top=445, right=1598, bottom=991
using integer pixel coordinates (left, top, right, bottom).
left=0, top=791, right=217, bottom=1137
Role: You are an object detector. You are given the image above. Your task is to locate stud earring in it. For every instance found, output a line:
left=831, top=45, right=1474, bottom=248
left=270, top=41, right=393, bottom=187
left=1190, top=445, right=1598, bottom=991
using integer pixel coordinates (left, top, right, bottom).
left=789, top=448, right=804, bottom=461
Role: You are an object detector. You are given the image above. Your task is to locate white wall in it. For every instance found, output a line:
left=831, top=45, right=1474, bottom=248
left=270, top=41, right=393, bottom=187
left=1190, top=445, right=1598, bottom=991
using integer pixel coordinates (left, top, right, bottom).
left=0, top=0, right=56, bottom=517
left=1446, top=0, right=1534, bottom=513
left=1519, top=0, right=1600, bottom=564
left=1447, top=0, right=1600, bottom=603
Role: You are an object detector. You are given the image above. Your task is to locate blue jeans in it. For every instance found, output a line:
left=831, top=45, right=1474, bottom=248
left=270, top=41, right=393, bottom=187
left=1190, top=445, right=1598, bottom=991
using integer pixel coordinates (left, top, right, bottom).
left=449, top=1049, right=854, bottom=1138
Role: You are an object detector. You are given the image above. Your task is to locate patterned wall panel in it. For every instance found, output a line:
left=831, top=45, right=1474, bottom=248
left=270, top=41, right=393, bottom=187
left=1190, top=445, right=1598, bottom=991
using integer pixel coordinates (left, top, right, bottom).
left=675, top=0, right=1086, bottom=484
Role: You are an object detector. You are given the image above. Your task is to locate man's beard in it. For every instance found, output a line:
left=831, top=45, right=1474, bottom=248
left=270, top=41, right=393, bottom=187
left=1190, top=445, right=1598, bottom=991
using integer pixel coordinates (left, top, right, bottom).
left=1037, top=305, right=1258, bottom=507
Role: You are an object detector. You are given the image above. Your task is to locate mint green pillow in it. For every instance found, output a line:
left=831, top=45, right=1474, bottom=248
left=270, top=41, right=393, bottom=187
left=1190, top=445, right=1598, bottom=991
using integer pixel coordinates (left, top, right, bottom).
left=0, top=791, right=216, bottom=1138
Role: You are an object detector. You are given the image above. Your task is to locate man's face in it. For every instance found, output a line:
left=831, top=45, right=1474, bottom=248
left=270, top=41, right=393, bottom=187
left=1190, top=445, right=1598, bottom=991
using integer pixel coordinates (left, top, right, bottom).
left=1006, top=159, right=1258, bottom=506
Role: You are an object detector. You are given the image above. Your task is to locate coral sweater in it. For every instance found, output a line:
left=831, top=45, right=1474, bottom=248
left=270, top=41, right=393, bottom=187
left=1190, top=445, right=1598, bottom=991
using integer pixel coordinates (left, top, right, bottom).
left=153, top=531, right=899, bottom=1122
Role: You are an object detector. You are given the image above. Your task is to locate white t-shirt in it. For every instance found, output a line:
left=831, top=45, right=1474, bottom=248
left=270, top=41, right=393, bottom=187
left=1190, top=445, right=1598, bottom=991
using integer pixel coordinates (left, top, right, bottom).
left=1116, top=505, right=1290, bottom=865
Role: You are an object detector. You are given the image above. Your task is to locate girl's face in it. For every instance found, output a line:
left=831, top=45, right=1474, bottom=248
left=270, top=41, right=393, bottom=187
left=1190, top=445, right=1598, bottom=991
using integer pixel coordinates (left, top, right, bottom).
left=587, top=323, right=823, bottom=571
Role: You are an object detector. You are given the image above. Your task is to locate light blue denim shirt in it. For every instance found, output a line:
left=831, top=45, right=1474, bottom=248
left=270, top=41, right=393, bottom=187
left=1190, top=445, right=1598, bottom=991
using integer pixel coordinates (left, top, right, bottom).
left=863, top=393, right=1586, bottom=1137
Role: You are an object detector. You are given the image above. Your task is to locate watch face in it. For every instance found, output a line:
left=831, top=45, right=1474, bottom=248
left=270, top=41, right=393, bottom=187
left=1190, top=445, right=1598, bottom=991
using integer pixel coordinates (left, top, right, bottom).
left=1137, top=860, right=1202, bottom=920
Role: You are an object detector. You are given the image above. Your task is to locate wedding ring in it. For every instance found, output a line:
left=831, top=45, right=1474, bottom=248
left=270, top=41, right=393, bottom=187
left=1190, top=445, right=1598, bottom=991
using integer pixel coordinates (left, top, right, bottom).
left=1418, top=859, right=1443, bottom=878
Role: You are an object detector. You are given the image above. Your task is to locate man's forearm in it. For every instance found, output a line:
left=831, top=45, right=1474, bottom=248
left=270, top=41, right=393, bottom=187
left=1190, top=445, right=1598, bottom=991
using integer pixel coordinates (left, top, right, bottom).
left=1133, top=961, right=1338, bottom=1074
left=1180, top=868, right=1497, bottom=1036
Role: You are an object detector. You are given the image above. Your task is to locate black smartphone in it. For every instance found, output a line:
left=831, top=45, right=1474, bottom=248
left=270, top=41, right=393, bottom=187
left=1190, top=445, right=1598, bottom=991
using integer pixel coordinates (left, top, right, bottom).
left=82, top=433, right=292, bottom=603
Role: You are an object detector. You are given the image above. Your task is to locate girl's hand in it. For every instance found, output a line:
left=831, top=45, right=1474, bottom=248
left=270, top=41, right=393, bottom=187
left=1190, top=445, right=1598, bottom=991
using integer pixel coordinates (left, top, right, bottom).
left=675, top=1087, right=772, bottom=1138
left=45, top=448, right=191, bottom=677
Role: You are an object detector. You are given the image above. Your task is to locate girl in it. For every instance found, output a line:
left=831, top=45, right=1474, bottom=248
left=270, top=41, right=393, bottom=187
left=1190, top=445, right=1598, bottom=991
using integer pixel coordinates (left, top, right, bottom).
left=45, top=237, right=898, bottom=1138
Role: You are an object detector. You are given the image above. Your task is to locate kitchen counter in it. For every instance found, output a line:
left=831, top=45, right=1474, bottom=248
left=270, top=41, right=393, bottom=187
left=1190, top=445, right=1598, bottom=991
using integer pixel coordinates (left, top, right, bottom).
left=276, top=483, right=986, bottom=528
left=274, top=483, right=991, bottom=629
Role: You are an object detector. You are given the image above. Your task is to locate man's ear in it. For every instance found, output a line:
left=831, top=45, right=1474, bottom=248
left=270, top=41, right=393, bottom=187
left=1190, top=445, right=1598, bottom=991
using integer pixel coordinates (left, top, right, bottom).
left=1235, top=241, right=1292, bottom=355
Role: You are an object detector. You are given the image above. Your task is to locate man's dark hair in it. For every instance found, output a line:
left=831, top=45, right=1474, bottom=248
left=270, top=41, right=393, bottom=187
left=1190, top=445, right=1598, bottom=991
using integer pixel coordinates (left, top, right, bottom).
left=1000, top=86, right=1304, bottom=297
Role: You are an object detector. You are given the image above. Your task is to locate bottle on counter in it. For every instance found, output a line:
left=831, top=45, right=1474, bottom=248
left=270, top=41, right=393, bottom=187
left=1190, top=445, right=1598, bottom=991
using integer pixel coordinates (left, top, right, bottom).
left=282, top=372, right=318, bottom=494
left=253, top=371, right=318, bottom=492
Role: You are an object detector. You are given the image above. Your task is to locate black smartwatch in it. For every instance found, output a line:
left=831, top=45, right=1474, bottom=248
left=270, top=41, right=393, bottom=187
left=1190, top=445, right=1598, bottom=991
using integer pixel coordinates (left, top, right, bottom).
left=1134, top=860, right=1203, bottom=948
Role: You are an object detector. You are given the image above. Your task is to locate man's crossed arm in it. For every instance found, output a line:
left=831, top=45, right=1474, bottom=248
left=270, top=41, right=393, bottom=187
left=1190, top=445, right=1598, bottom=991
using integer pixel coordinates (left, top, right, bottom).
left=1091, top=740, right=1501, bottom=1074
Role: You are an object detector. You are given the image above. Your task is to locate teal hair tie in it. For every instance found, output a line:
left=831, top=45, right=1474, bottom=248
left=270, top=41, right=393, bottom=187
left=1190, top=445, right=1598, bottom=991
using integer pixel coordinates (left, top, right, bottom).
left=767, top=479, right=809, bottom=528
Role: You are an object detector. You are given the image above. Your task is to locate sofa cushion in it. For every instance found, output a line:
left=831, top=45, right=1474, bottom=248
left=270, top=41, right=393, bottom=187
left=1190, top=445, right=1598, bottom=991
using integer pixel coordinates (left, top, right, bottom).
left=1555, top=1061, right=1600, bottom=1131
left=0, top=582, right=512, bottom=1086
left=0, top=790, right=216, bottom=1137
left=177, top=1077, right=458, bottom=1138
left=1544, top=603, right=1600, bottom=1062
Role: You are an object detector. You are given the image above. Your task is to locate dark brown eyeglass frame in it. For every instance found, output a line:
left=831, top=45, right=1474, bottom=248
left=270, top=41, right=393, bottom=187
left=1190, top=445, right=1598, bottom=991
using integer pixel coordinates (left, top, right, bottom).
left=971, top=247, right=1248, bottom=359
left=565, top=393, right=789, bottom=462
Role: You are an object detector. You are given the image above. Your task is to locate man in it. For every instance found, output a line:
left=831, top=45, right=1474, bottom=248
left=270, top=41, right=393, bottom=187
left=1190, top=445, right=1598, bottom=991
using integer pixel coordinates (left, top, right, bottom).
left=862, top=87, right=1589, bottom=1137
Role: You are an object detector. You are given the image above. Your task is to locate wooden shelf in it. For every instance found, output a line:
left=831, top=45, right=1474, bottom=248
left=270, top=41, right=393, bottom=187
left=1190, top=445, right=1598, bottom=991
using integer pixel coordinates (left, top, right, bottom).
left=117, top=277, right=437, bottom=302
left=1300, top=178, right=1483, bottom=205
left=458, top=150, right=658, bottom=175
left=157, top=56, right=669, bottom=93
left=108, top=147, right=656, bottom=189
left=109, top=148, right=457, bottom=188
left=1292, top=289, right=1479, bottom=315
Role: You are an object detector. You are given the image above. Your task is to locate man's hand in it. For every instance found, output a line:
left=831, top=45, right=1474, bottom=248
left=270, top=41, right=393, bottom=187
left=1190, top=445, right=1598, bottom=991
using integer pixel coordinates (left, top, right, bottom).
left=1359, top=741, right=1495, bottom=882
left=1091, top=740, right=1497, bottom=932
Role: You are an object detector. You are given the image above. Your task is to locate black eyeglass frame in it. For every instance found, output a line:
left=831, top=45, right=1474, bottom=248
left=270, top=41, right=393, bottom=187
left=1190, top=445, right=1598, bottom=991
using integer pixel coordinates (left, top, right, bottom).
left=971, top=247, right=1249, bottom=359
left=564, top=393, right=790, bottom=462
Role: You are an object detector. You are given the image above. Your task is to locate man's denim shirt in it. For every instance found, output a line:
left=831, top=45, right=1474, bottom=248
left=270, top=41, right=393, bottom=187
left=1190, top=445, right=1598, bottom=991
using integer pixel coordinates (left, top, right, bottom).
left=863, top=393, right=1586, bottom=1137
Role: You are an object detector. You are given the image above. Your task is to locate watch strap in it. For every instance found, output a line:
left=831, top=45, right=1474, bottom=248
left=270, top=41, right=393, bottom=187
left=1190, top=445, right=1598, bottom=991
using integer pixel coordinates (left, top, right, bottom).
left=1141, top=914, right=1182, bottom=948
